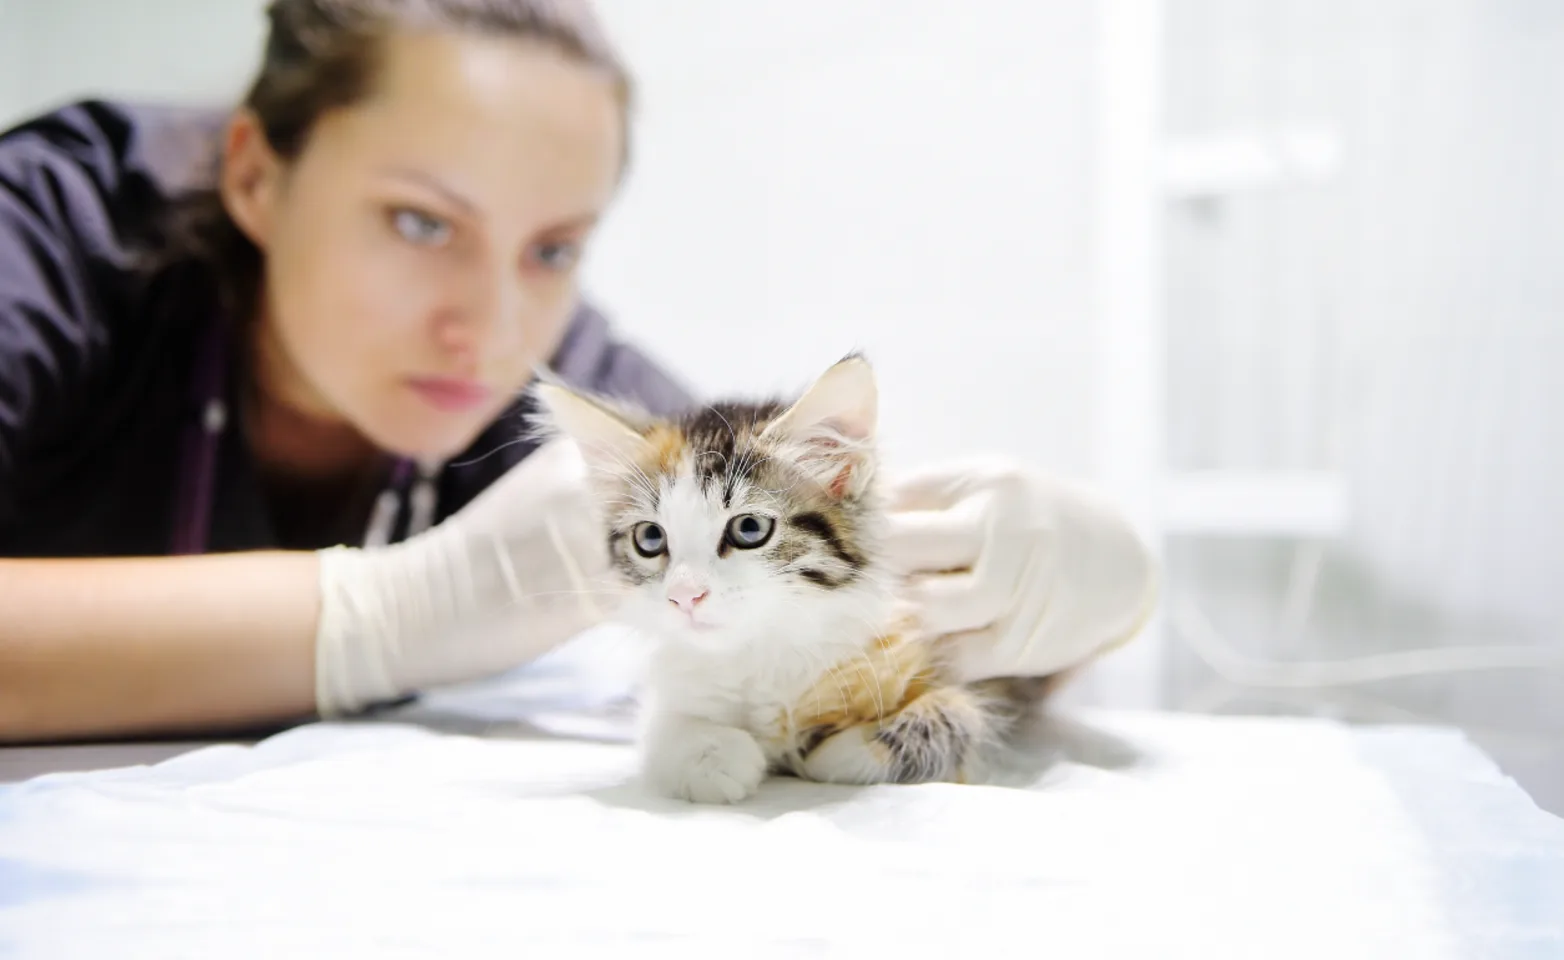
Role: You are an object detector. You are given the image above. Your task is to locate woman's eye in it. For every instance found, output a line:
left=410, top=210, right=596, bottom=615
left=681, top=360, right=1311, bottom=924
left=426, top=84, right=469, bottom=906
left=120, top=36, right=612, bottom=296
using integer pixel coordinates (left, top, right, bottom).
left=532, top=240, right=581, bottom=271
left=392, top=208, right=452, bottom=246
left=631, top=521, right=667, bottom=558
left=725, top=514, right=775, bottom=550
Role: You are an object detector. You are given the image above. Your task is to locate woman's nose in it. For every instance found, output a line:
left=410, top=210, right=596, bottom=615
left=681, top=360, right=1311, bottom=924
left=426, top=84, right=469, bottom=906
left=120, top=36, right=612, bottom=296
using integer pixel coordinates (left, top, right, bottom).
left=435, top=275, right=527, bottom=358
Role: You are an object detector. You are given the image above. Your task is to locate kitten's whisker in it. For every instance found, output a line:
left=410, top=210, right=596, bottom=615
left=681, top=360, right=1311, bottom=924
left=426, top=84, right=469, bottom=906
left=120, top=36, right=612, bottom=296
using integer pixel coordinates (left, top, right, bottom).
left=448, top=435, right=535, bottom=468
left=588, top=446, right=662, bottom=507
left=820, top=661, right=854, bottom=713
left=708, top=406, right=739, bottom=446
left=832, top=649, right=886, bottom=723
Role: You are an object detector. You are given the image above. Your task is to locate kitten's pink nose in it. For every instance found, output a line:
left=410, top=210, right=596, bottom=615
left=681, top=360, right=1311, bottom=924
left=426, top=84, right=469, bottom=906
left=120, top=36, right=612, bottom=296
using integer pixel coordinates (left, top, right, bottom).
left=667, top=583, right=709, bottom=614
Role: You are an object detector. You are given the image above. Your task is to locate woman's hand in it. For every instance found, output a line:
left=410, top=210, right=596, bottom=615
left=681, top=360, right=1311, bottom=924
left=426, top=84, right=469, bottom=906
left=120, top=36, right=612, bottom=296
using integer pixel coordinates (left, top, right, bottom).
left=314, top=439, right=621, bottom=717
left=880, top=459, right=1159, bottom=685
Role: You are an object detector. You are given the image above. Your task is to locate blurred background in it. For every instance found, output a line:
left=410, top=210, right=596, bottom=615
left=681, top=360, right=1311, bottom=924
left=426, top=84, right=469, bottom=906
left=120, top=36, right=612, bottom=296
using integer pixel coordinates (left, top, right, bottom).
left=2, top=0, right=1559, bottom=811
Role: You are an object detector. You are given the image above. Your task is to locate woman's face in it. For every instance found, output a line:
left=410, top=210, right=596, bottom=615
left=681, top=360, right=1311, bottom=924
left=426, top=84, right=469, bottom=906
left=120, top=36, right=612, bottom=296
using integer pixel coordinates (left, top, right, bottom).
left=224, top=31, right=624, bottom=462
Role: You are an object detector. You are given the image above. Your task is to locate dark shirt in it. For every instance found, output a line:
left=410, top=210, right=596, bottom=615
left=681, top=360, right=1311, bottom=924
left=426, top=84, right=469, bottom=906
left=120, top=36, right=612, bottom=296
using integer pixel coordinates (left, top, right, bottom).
left=0, top=99, right=692, bottom=557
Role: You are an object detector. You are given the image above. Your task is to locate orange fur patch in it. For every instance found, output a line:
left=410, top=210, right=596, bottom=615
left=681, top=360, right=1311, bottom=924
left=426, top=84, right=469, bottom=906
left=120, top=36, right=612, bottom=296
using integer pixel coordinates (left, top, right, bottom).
left=643, top=424, right=688, bottom=474
left=783, top=621, right=943, bottom=745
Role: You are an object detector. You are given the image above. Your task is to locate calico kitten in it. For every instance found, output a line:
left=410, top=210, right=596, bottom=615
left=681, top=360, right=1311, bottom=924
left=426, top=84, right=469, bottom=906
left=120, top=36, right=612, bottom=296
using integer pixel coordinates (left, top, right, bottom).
left=531, top=355, right=1043, bottom=804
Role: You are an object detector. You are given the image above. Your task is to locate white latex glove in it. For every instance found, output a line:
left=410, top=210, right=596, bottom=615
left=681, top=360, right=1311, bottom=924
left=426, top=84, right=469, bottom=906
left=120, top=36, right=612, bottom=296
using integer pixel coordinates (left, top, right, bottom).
left=881, top=460, right=1159, bottom=686
left=312, top=439, right=618, bottom=717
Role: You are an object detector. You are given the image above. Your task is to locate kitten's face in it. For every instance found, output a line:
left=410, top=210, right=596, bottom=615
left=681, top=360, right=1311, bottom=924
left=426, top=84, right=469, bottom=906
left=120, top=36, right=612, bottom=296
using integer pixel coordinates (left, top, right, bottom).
left=605, top=403, right=876, bottom=646
left=534, top=357, right=882, bottom=653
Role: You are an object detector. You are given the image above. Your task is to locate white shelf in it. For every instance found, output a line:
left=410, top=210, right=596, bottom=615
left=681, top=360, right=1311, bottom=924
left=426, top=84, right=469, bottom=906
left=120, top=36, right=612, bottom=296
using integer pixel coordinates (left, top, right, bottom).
left=1163, top=128, right=1343, bottom=199
left=1163, top=469, right=1349, bottom=538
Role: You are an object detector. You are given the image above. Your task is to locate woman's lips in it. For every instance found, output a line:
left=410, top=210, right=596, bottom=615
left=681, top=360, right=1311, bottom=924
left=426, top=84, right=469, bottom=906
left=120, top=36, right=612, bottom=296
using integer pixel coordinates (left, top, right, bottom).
left=406, top=376, right=493, bottom=412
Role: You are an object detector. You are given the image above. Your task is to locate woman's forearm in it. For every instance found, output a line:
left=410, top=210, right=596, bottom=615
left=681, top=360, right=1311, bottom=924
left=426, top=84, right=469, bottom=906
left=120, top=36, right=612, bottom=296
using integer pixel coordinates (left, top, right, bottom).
left=0, top=551, right=322, bottom=744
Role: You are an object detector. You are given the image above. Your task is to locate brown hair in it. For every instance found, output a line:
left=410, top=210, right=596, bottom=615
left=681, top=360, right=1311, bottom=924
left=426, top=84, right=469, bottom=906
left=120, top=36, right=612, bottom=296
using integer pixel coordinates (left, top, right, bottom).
left=158, top=0, right=631, bottom=318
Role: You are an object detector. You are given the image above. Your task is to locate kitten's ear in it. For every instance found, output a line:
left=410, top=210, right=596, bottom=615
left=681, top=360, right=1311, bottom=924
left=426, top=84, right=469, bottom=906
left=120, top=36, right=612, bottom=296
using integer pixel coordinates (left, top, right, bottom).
left=527, top=374, right=655, bottom=476
left=761, top=354, right=878, bottom=499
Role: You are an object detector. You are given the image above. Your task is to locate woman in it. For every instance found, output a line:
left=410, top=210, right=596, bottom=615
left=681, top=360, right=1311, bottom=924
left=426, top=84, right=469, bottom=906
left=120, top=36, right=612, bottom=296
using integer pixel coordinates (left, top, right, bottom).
left=0, top=0, right=1157, bottom=743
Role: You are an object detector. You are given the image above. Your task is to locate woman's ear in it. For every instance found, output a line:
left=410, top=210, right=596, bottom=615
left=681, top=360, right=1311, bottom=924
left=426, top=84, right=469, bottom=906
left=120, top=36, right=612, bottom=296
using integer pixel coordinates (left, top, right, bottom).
left=218, top=110, right=285, bottom=249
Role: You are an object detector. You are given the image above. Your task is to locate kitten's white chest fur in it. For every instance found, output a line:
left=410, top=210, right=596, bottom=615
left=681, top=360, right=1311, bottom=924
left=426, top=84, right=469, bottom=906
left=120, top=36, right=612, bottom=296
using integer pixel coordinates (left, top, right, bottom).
left=645, top=620, right=865, bottom=735
left=637, top=608, right=883, bottom=799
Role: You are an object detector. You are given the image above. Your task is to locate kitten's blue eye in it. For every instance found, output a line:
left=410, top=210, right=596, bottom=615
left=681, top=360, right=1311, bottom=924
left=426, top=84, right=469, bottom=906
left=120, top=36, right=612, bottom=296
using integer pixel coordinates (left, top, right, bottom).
left=632, top=522, right=666, bottom=558
left=392, top=208, right=451, bottom=246
left=532, top=241, right=581, bottom=271
left=725, top=514, right=775, bottom=550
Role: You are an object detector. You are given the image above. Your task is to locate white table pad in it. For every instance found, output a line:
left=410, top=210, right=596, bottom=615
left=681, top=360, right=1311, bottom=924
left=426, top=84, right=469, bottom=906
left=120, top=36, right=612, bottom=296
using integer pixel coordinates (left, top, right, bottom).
left=1, top=632, right=1560, bottom=959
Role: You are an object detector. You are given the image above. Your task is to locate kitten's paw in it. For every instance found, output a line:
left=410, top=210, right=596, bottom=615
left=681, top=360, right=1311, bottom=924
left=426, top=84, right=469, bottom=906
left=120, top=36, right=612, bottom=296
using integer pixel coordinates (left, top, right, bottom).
left=646, top=724, right=768, bottom=804
left=799, top=692, right=981, bottom=785
left=797, top=725, right=887, bottom=785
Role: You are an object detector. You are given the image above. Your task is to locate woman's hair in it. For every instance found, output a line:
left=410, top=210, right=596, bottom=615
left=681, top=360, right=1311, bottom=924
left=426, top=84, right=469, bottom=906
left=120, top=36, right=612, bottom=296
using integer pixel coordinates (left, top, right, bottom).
left=158, top=0, right=630, bottom=317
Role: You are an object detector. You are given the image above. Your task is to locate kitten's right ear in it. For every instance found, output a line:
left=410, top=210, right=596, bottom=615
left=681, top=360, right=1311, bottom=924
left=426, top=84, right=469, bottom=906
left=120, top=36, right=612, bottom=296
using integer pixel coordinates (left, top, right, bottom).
left=761, top=353, right=879, bottom=499
left=527, top=374, right=655, bottom=475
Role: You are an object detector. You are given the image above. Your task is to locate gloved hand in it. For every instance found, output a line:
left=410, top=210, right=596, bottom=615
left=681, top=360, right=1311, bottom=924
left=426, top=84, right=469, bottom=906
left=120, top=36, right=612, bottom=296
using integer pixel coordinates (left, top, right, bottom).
left=880, top=459, right=1159, bottom=686
left=311, top=439, right=619, bottom=717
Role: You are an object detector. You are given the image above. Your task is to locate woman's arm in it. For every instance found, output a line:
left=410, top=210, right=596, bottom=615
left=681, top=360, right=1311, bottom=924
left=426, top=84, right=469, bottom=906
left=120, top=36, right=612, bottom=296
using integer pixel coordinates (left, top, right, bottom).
left=0, top=552, right=322, bottom=743
left=0, top=439, right=625, bottom=745
left=0, top=130, right=325, bottom=744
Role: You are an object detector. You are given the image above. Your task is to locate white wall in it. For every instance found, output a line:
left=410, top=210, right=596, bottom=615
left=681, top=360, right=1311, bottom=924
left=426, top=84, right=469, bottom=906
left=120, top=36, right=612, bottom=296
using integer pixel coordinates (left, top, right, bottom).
left=588, top=1, right=1102, bottom=478
left=0, top=1, right=25, bottom=122
left=0, top=0, right=266, bottom=128
left=1159, top=0, right=1564, bottom=810
left=1161, top=0, right=1564, bottom=646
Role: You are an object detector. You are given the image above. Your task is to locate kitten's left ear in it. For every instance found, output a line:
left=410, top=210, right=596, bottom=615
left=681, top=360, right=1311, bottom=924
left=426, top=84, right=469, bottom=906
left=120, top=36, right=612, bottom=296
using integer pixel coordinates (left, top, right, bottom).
left=761, top=353, right=878, bottom=499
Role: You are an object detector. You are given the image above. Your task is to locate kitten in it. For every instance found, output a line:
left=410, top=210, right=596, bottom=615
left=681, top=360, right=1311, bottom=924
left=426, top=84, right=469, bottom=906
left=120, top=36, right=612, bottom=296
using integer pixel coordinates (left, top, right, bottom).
left=531, top=355, right=1045, bottom=804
